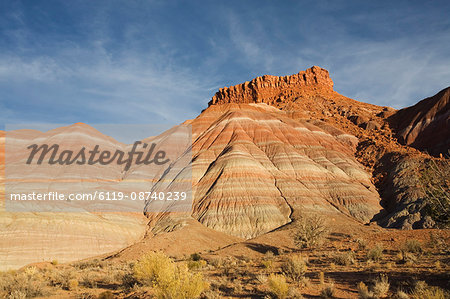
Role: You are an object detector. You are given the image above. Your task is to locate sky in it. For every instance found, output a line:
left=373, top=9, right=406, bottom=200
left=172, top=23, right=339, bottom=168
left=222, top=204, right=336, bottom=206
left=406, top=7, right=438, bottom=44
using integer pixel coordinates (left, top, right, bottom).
left=1, top=0, right=449, bottom=128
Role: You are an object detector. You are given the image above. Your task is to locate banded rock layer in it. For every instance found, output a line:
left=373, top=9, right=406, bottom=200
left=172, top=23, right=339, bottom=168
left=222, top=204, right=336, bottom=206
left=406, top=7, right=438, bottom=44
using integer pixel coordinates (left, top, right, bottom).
left=148, top=103, right=383, bottom=239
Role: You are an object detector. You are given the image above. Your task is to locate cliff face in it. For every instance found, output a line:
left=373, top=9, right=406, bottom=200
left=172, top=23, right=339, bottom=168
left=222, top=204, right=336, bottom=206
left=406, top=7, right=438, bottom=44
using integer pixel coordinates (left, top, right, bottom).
left=389, top=87, right=450, bottom=157
left=193, top=66, right=448, bottom=231
left=209, top=66, right=334, bottom=106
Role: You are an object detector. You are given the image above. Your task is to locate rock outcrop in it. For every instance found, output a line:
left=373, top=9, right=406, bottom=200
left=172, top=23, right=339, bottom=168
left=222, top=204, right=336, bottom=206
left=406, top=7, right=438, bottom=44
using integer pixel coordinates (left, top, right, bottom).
left=200, top=66, right=449, bottom=230
left=389, top=87, right=450, bottom=157
left=184, top=103, right=382, bottom=238
left=209, top=66, right=334, bottom=106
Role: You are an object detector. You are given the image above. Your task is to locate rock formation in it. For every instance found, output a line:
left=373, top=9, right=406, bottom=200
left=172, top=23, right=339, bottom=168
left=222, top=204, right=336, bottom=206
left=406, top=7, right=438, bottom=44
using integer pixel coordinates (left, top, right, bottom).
left=186, top=103, right=382, bottom=238
left=389, top=87, right=450, bottom=157
left=1, top=66, right=448, bottom=269
left=209, top=66, right=334, bottom=106
left=201, top=66, right=449, bottom=230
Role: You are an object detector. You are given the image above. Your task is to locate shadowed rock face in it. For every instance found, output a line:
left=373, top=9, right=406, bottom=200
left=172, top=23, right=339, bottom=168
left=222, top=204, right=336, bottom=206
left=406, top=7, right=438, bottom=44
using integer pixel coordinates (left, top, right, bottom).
left=389, top=87, right=450, bottom=157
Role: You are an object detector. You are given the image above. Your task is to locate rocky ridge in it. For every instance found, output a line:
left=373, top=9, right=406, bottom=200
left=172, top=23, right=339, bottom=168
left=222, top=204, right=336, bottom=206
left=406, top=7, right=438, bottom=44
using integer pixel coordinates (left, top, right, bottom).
left=205, top=66, right=449, bottom=229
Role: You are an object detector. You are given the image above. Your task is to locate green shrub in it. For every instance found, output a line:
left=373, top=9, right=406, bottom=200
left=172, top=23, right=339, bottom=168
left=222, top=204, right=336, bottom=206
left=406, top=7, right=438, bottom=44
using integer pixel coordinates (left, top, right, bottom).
left=190, top=253, right=201, bottom=261
left=187, top=260, right=207, bottom=270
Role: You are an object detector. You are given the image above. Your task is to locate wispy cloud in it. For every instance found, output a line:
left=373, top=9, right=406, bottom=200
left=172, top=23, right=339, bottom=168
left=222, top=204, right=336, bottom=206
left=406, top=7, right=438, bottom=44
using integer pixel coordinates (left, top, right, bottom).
left=0, top=0, right=449, bottom=127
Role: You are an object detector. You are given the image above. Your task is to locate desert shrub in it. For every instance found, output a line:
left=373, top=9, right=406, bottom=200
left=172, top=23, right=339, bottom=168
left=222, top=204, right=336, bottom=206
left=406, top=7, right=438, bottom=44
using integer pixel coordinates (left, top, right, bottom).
left=99, top=268, right=119, bottom=285
left=357, top=281, right=372, bottom=299
left=0, top=268, right=48, bottom=298
left=411, top=281, right=448, bottom=299
left=357, top=275, right=389, bottom=299
left=356, top=238, right=368, bottom=250
left=133, top=251, right=208, bottom=299
left=394, top=290, right=410, bottom=299
left=293, top=214, right=328, bottom=248
left=68, top=279, right=79, bottom=291
left=201, top=289, right=222, bottom=299
left=98, top=290, right=114, bottom=299
left=190, top=253, right=201, bottom=261
left=427, top=232, right=445, bottom=249
left=187, top=260, right=207, bottom=270
left=209, top=258, right=222, bottom=268
left=121, top=272, right=138, bottom=289
left=402, top=240, right=422, bottom=254
left=73, top=259, right=104, bottom=270
left=268, top=274, right=289, bottom=299
left=281, top=255, right=307, bottom=282
left=261, top=260, right=274, bottom=272
left=133, top=251, right=174, bottom=286
left=367, top=244, right=383, bottom=262
left=287, top=287, right=304, bottom=299
left=52, top=268, right=79, bottom=290
left=320, top=284, right=335, bottom=298
left=221, top=257, right=236, bottom=276
left=397, top=251, right=417, bottom=264
left=372, top=275, right=389, bottom=298
left=80, top=271, right=98, bottom=288
left=8, top=290, right=27, bottom=299
left=333, top=251, right=356, bottom=266
left=256, top=274, right=268, bottom=284
left=417, top=158, right=449, bottom=228
left=51, top=260, right=58, bottom=265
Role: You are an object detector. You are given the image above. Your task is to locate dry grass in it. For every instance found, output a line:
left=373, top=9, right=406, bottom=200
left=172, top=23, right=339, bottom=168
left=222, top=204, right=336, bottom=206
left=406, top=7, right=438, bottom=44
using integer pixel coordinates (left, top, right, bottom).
left=281, top=255, right=307, bottom=282
left=357, top=275, right=389, bottom=298
left=267, top=274, right=289, bottom=299
left=367, top=244, right=384, bottom=262
left=0, top=267, right=49, bottom=298
left=133, top=251, right=208, bottom=299
left=333, top=251, right=356, bottom=266
left=320, top=283, right=335, bottom=298
left=411, top=281, right=449, bottom=299
left=402, top=239, right=423, bottom=254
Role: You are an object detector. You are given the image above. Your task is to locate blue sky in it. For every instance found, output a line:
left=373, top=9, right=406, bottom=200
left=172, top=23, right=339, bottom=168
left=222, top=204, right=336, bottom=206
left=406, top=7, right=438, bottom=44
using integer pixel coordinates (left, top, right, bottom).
left=1, top=0, right=449, bottom=127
